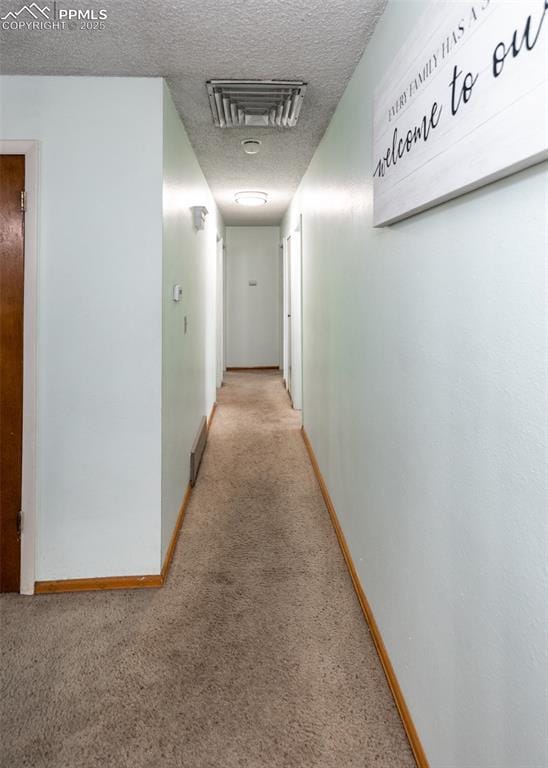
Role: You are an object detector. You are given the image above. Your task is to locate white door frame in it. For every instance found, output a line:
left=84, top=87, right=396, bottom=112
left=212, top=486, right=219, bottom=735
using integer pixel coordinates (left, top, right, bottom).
left=284, top=216, right=303, bottom=412
left=1, top=140, right=39, bottom=595
left=279, top=241, right=284, bottom=376
left=283, top=236, right=291, bottom=392
left=222, top=241, right=227, bottom=373
left=216, top=235, right=224, bottom=389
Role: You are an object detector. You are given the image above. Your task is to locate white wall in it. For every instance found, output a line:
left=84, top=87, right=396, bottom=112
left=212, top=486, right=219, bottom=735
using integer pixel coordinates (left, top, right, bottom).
left=161, top=84, right=222, bottom=560
left=226, top=226, right=280, bottom=367
left=0, top=76, right=164, bottom=579
left=282, top=2, right=548, bottom=766
left=0, top=76, right=222, bottom=581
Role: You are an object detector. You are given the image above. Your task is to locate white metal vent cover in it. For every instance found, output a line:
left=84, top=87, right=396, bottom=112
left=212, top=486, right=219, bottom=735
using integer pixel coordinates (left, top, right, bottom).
left=206, top=79, right=307, bottom=128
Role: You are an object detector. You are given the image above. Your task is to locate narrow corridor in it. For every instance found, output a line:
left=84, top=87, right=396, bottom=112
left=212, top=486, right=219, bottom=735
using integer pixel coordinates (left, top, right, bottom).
left=2, top=371, right=413, bottom=768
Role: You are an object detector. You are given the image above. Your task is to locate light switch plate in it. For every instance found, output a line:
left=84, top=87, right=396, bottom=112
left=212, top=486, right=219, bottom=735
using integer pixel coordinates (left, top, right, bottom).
left=172, top=284, right=182, bottom=302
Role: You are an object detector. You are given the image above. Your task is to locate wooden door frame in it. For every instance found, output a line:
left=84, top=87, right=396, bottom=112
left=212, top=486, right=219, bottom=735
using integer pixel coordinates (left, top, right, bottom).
left=1, top=141, right=38, bottom=595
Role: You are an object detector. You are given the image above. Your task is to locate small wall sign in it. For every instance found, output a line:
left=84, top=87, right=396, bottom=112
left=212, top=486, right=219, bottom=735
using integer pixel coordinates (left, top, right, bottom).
left=372, top=0, right=548, bottom=226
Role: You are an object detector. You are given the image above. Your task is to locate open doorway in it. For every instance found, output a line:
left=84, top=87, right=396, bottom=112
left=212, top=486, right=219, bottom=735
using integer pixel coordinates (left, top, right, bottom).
left=284, top=218, right=303, bottom=413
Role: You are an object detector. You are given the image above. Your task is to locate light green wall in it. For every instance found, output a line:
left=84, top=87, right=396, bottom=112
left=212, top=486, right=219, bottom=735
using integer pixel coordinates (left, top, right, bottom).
left=161, top=85, right=223, bottom=561
left=0, top=76, right=164, bottom=580
left=0, top=77, right=223, bottom=579
left=282, top=2, right=548, bottom=766
left=225, top=226, right=281, bottom=368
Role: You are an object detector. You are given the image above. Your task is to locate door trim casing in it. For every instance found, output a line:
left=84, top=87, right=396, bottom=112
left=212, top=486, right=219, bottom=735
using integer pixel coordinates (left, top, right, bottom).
left=285, top=215, right=303, bottom=414
left=1, top=141, right=39, bottom=595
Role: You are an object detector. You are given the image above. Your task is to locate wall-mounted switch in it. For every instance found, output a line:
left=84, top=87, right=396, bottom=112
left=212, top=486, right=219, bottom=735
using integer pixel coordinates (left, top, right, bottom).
left=248, top=280, right=257, bottom=286
left=172, top=284, right=182, bottom=302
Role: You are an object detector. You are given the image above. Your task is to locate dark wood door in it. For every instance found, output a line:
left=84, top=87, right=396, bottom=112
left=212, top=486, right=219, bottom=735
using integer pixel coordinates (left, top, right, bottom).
left=0, top=154, right=25, bottom=593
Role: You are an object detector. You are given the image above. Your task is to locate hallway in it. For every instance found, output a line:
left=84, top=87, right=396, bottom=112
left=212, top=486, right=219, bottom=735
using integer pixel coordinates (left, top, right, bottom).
left=1, top=1, right=547, bottom=763
left=1, top=371, right=413, bottom=768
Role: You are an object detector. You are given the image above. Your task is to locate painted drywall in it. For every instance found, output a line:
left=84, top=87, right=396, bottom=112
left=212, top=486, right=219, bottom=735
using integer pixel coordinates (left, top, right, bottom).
left=226, top=226, right=281, bottom=367
left=161, top=84, right=222, bottom=560
left=0, top=76, right=223, bottom=581
left=282, top=2, right=548, bottom=766
left=0, top=76, right=164, bottom=579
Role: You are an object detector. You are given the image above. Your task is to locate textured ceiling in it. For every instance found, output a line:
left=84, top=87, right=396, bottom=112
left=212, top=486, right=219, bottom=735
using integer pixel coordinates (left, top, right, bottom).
left=0, top=0, right=386, bottom=224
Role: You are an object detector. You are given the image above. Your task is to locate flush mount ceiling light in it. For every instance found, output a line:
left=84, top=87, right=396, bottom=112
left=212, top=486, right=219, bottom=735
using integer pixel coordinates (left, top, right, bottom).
left=241, top=139, right=262, bottom=155
left=207, top=80, right=307, bottom=128
left=234, top=191, right=268, bottom=207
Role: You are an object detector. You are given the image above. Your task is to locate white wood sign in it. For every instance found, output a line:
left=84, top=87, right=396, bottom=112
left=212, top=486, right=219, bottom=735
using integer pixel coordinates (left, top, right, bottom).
left=373, top=0, right=548, bottom=226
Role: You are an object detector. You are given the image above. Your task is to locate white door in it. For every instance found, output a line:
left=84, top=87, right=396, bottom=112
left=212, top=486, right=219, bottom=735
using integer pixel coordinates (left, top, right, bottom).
left=216, top=237, right=224, bottom=389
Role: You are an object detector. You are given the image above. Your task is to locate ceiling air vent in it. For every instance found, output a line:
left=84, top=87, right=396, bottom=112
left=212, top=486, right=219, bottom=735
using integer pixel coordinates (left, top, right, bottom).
left=206, top=80, right=307, bottom=129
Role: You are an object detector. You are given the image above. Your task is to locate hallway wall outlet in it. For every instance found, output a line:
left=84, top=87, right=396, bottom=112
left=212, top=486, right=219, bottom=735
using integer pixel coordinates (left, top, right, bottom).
left=172, top=284, right=182, bottom=302
left=248, top=280, right=257, bottom=286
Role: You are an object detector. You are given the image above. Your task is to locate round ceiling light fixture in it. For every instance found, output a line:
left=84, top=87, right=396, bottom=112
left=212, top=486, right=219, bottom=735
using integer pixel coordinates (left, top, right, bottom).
left=241, top=138, right=262, bottom=155
left=234, top=191, right=268, bottom=207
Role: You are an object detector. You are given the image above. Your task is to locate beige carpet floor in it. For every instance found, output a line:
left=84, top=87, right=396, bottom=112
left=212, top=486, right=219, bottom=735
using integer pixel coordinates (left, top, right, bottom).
left=1, top=370, right=414, bottom=768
